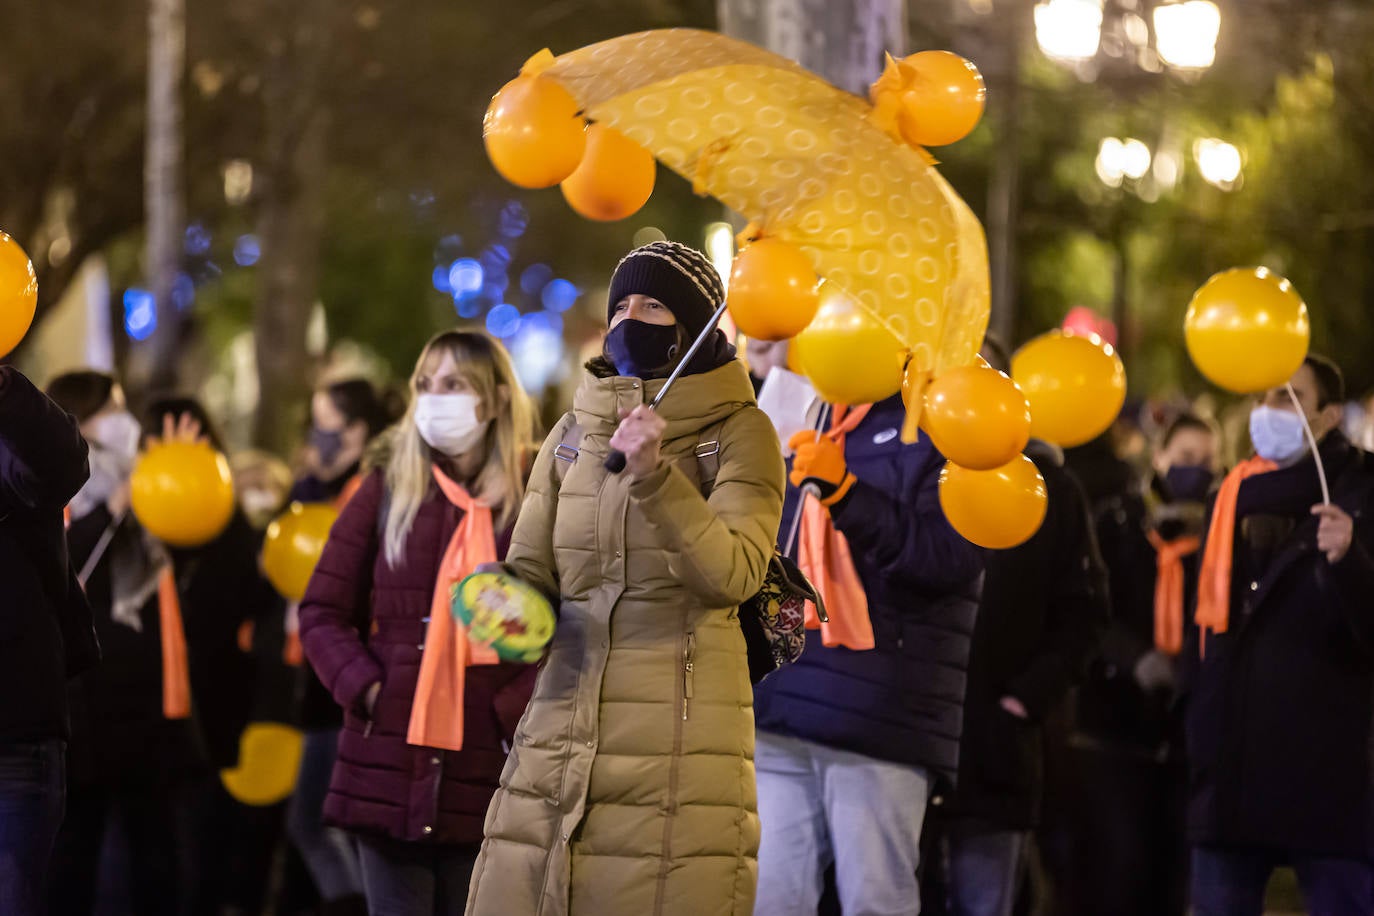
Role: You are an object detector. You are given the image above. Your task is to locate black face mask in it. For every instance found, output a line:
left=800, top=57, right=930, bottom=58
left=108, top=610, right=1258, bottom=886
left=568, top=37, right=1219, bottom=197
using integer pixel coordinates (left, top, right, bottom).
left=604, top=319, right=681, bottom=379
left=1164, top=465, right=1214, bottom=503
left=311, top=427, right=345, bottom=468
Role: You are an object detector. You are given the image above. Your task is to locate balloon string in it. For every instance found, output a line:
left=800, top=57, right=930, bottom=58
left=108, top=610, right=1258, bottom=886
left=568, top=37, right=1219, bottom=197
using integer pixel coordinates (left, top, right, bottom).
left=1286, top=382, right=1331, bottom=506
left=783, top=403, right=830, bottom=558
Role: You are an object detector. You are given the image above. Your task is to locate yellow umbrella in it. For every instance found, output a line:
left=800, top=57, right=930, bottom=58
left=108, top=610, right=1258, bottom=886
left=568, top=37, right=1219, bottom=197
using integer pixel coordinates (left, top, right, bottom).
left=534, top=29, right=990, bottom=397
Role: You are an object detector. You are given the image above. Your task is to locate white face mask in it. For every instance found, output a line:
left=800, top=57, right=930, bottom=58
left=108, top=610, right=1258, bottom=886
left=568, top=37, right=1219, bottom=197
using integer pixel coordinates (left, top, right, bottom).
left=87, top=411, right=142, bottom=470
left=1249, top=405, right=1309, bottom=464
left=756, top=367, right=821, bottom=455
left=414, top=393, right=490, bottom=457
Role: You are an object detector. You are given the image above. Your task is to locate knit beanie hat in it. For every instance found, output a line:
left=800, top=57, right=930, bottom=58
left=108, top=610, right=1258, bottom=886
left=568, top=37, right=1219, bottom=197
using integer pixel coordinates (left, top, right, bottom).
left=606, top=241, right=724, bottom=341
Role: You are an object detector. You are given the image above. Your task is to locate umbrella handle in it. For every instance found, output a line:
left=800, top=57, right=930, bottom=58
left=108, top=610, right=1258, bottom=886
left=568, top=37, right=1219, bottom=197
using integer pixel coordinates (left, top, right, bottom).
left=604, top=300, right=730, bottom=475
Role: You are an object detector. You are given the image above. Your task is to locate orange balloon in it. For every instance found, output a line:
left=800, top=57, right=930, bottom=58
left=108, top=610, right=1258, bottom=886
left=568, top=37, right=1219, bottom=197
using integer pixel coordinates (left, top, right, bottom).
left=1184, top=267, right=1310, bottom=394
left=728, top=239, right=821, bottom=341
left=939, top=454, right=1048, bottom=549
left=483, top=74, right=586, bottom=189
left=0, top=232, right=38, bottom=359
left=262, top=503, right=340, bottom=602
left=924, top=365, right=1031, bottom=470
left=1012, top=331, right=1127, bottom=448
left=560, top=124, right=656, bottom=221
left=897, top=51, right=987, bottom=147
left=794, top=284, right=905, bottom=405
left=131, top=441, right=236, bottom=547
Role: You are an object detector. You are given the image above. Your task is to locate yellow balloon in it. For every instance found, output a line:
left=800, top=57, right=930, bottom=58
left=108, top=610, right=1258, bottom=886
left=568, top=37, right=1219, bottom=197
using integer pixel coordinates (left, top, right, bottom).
left=794, top=284, right=905, bottom=405
left=220, top=722, right=304, bottom=807
left=560, top=123, right=656, bottom=221
left=1184, top=267, right=1310, bottom=394
left=262, top=503, right=339, bottom=602
left=1012, top=331, right=1126, bottom=448
left=0, top=232, right=38, bottom=359
left=938, top=454, right=1048, bottom=549
left=728, top=239, right=821, bottom=342
left=483, top=74, right=587, bottom=189
left=923, top=364, right=1031, bottom=470
left=130, top=441, right=236, bottom=547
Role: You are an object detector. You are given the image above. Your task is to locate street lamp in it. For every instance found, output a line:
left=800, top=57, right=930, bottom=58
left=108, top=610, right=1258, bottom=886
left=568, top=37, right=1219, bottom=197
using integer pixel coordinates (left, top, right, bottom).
left=1194, top=138, right=1242, bottom=189
left=1034, top=0, right=1104, bottom=63
left=1095, top=137, right=1151, bottom=188
left=1153, top=1, right=1222, bottom=70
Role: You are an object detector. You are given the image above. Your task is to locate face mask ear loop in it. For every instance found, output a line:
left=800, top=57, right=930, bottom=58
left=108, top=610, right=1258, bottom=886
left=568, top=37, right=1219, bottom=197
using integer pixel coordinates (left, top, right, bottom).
left=1287, top=381, right=1331, bottom=505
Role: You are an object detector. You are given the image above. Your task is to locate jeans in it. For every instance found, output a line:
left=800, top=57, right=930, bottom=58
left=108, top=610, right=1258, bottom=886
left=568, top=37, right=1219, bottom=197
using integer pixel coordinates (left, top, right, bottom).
left=1192, top=846, right=1374, bottom=916
left=287, top=728, right=362, bottom=901
left=356, top=836, right=479, bottom=916
left=0, top=740, right=65, bottom=916
left=943, top=820, right=1027, bottom=916
left=755, top=731, right=931, bottom=916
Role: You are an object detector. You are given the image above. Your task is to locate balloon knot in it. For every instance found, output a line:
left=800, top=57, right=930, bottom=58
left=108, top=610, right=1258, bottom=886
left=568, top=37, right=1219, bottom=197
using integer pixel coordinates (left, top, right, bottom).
left=520, top=49, right=557, bottom=77
left=736, top=222, right=764, bottom=248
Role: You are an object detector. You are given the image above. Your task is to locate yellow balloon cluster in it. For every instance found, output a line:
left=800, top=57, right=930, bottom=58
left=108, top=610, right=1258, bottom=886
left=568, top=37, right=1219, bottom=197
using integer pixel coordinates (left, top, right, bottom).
left=130, top=441, right=236, bottom=547
left=483, top=51, right=656, bottom=222
left=262, top=503, right=339, bottom=602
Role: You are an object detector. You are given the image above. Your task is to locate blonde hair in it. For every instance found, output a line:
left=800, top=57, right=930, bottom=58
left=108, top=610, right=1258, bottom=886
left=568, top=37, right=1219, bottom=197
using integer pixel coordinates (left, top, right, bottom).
left=382, top=330, right=536, bottom=568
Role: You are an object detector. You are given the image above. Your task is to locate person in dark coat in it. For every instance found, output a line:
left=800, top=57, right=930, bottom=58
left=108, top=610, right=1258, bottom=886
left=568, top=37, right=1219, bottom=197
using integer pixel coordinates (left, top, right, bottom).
left=0, top=366, right=91, bottom=916
left=299, top=331, right=539, bottom=916
left=936, top=337, right=1110, bottom=916
left=1184, top=355, right=1374, bottom=915
left=46, top=373, right=206, bottom=916
left=287, top=377, right=390, bottom=916
left=753, top=392, right=984, bottom=915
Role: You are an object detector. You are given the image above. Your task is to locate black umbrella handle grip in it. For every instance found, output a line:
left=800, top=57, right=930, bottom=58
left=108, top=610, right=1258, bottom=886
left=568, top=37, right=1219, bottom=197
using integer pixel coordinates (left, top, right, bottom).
left=604, top=450, right=628, bottom=473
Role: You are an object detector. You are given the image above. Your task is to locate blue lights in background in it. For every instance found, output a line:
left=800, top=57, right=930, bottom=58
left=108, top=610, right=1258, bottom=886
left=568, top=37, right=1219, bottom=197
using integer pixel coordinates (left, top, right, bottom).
left=520, top=263, right=554, bottom=296
left=498, top=201, right=529, bottom=238
left=233, top=234, right=261, bottom=267
left=456, top=297, right=482, bottom=319
left=541, top=278, right=579, bottom=313
left=449, top=259, right=484, bottom=295
left=486, top=304, right=522, bottom=338
left=171, top=273, right=195, bottom=311
left=184, top=223, right=212, bottom=256
left=123, top=289, right=156, bottom=341
left=432, top=265, right=454, bottom=294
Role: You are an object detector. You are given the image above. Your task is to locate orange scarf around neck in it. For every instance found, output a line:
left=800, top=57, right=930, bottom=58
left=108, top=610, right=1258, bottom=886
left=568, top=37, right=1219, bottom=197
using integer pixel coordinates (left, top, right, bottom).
left=798, top=404, right=875, bottom=651
left=1194, top=456, right=1277, bottom=651
left=158, top=567, right=192, bottom=719
left=1147, top=530, right=1201, bottom=656
left=406, top=467, right=501, bottom=751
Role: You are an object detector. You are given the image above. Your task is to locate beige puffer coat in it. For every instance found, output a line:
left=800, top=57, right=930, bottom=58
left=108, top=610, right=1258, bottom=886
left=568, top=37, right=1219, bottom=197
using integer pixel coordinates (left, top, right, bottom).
left=465, top=359, right=785, bottom=916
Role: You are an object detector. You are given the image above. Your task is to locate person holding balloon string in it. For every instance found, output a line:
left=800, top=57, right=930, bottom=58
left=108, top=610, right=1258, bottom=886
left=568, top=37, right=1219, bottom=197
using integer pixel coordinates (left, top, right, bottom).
left=1174, top=268, right=1374, bottom=914
left=298, top=330, right=540, bottom=916
left=465, top=240, right=786, bottom=916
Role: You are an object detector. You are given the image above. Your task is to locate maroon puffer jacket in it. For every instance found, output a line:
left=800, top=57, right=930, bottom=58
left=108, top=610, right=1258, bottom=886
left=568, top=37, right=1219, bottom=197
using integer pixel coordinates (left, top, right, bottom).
left=299, top=469, right=537, bottom=843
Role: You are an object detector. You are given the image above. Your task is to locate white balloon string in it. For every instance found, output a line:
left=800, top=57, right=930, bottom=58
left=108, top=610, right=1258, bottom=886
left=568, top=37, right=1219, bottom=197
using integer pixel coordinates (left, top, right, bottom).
left=1286, top=382, right=1331, bottom=505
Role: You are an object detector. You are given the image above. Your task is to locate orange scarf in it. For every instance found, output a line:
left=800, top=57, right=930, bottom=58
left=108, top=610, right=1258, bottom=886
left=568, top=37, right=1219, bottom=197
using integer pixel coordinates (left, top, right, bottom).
left=1147, top=530, right=1201, bottom=656
left=158, top=567, right=192, bottom=719
left=66, top=504, right=190, bottom=718
left=1195, top=457, right=1277, bottom=650
left=798, top=404, right=875, bottom=650
left=406, top=467, right=500, bottom=751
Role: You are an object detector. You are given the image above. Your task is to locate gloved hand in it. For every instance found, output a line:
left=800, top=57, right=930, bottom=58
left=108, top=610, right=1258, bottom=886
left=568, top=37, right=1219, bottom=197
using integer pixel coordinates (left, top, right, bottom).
left=787, top=432, right=855, bottom=507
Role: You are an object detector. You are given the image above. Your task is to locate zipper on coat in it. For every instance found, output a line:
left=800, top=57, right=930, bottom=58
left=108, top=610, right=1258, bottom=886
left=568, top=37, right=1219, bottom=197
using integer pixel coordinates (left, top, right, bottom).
left=682, top=632, right=696, bottom=721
